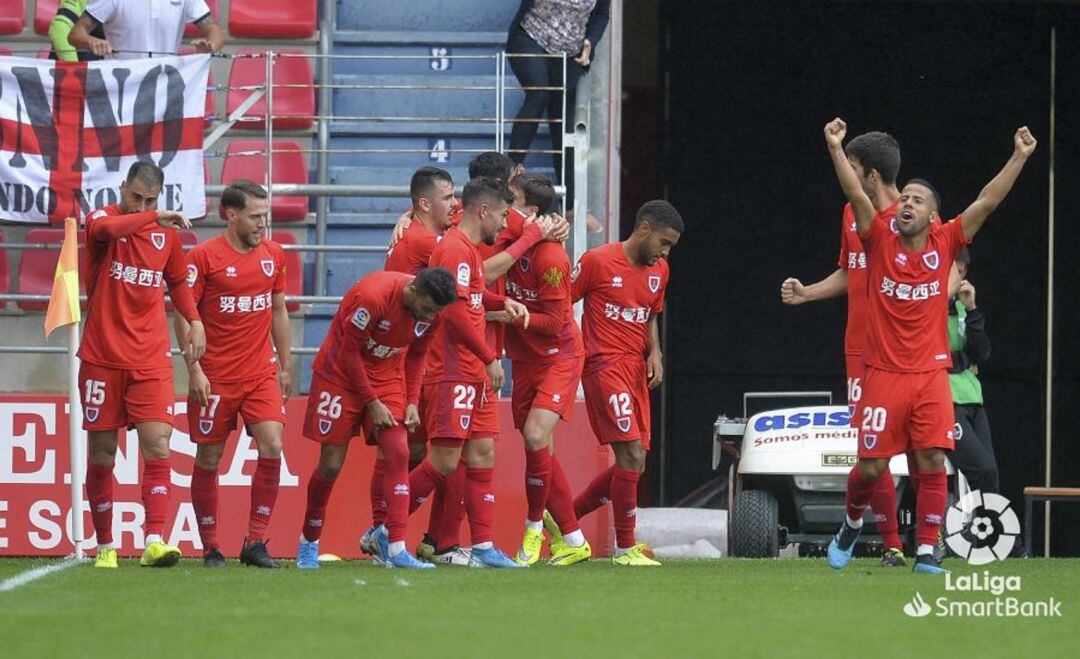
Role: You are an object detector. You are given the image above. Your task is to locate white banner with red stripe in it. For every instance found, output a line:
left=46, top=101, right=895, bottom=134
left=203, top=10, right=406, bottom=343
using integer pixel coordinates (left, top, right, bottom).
left=0, top=54, right=209, bottom=224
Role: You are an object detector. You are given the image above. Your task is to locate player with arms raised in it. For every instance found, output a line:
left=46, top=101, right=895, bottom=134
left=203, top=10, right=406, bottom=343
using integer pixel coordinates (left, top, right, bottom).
left=823, top=118, right=1036, bottom=574
left=569, top=200, right=683, bottom=567
left=177, top=180, right=291, bottom=568
left=80, top=161, right=205, bottom=569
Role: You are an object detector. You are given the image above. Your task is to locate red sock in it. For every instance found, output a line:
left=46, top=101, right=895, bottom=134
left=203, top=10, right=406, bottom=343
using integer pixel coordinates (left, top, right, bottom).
left=302, top=471, right=335, bottom=542
left=611, top=467, right=640, bottom=549
left=248, top=456, right=280, bottom=543
left=435, top=464, right=467, bottom=549
left=86, top=462, right=115, bottom=546
left=465, top=466, right=495, bottom=545
left=190, top=464, right=219, bottom=550
left=845, top=466, right=877, bottom=523
left=869, top=467, right=902, bottom=551
left=548, top=456, right=580, bottom=534
left=408, top=460, right=445, bottom=515
left=141, top=458, right=171, bottom=538
left=916, top=470, right=948, bottom=549
left=524, top=446, right=553, bottom=523
left=573, top=465, right=614, bottom=520
left=377, top=426, right=410, bottom=543
left=370, top=459, right=387, bottom=527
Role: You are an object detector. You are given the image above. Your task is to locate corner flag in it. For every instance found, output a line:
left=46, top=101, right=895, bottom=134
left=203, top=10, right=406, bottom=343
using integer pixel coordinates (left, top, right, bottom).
left=44, top=217, right=81, bottom=339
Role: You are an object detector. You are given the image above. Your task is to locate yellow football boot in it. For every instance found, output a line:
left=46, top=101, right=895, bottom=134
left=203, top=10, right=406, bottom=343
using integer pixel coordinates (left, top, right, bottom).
left=514, top=526, right=545, bottom=566
left=140, top=540, right=181, bottom=567
left=94, top=547, right=118, bottom=569
left=612, top=544, right=661, bottom=567
left=549, top=538, right=592, bottom=567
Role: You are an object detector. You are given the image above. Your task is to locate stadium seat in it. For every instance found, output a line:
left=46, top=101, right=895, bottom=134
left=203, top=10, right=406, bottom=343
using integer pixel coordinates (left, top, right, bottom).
left=183, top=0, right=218, bottom=38
left=227, top=50, right=314, bottom=130
left=34, top=0, right=57, bottom=36
left=270, top=232, right=304, bottom=312
left=0, top=0, right=23, bottom=36
left=220, top=140, right=309, bottom=221
left=0, top=232, right=8, bottom=310
left=0, top=46, right=12, bottom=57
left=229, top=0, right=316, bottom=39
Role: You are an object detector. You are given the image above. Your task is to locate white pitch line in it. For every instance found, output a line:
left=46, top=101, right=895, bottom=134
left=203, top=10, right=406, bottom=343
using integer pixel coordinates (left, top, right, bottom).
left=0, top=557, right=88, bottom=593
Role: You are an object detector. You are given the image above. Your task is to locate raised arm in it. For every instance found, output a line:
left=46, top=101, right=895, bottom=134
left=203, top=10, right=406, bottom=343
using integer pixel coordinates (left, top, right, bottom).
left=960, top=127, right=1037, bottom=241
left=824, top=119, right=875, bottom=236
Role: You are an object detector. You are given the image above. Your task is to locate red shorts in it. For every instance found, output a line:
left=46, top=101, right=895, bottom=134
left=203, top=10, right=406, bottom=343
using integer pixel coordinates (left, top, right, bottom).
left=511, top=357, right=583, bottom=430
left=79, top=362, right=174, bottom=431
left=582, top=359, right=651, bottom=450
left=303, top=374, right=405, bottom=446
left=855, top=366, right=956, bottom=458
left=418, top=380, right=498, bottom=446
left=187, top=374, right=286, bottom=444
left=845, top=353, right=865, bottom=408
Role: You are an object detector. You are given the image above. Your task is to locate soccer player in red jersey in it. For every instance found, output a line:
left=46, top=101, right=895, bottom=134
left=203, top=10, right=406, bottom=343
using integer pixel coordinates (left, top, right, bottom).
left=175, top=181, right=291, bottom=569
left=296, top=268, right=458, bottom=570
left=780, top=132, right=909, bottom=566
left=571, top=200, right=683, bottom=566
left=79, top=162, right=205, bottom=569
left=503, top=174, right=591, bottom=566
left=824, top=118, right=1036, bottom=574
left=385, top=167, right=457, bottom=276
left=406, top=176, right=531, bottom=568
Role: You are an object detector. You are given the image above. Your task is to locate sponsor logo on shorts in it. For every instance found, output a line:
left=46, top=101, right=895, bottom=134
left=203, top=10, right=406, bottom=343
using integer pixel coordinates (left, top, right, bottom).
left=150, top=232, right=166, bottom=251
left=186, top=264, right=198, bottom=287
left=414, top=321, right=431, bottom=337
left=862, top=433, right=878, bottom=450
left=84, top=407, right=100, bottom=423
left=460, top=414, right=471, bottom=430
left=483, top=493, right=495, bottom=504
left=318, top=419, right=333, bottom=435
left=261, top=259, right=275, bottom=277
left=552, top=393, right=562, bottom=403
left=923, top=250, right=940, bottom=270
left=953, top=423, right=963, bottom=441
left=351, top=307, right=371, bottom=330
left=199, top=419, right=214, bottom=435
left=648, top=274, right=661, bottom=294
left=616, top=416, right=632, bottom=433
left=457, top=263, right=471, bottom=286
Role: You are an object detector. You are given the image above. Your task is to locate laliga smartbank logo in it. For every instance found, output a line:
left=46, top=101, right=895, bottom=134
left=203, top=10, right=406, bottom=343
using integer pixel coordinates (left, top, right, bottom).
left=901, top=491, right=1062, bottom=619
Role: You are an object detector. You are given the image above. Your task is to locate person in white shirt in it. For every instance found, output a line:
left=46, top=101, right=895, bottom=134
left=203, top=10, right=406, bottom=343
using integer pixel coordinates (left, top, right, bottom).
left=69, top=0, right=225, bottom=59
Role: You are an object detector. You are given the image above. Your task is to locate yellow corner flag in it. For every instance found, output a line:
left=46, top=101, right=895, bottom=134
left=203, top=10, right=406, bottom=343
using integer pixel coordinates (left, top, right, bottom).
left=44, top=217, right=82, bottom=339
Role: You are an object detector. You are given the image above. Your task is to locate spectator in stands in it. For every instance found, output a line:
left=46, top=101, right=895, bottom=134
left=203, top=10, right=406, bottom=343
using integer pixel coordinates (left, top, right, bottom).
left=49, top=1, right=103, bottom=62
left=68, top=0, right=225, bottom=60
left=947, top=248, right=999, bottom=494
left=506, top=0, right=611, bottom=205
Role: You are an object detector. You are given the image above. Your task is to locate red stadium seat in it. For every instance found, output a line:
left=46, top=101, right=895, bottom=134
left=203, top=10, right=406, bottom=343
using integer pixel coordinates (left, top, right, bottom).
left=183, top=0, right=218, bottom=39
left=226, top=49, right=314, bottom=130
left=0, top=0, right=21, bottom=36
left=270, top=232, right=303, bottom=312
left=34, top=0, right=57, bottom=36
left=0, top=46, right=13, bottom=56
left=18, top=229, right=88, bottom=311
left=0, top=232, right=8, bottom=310
left=229, top=0, right=316, bottom=39
left=220, top=140, right=309, bottom=221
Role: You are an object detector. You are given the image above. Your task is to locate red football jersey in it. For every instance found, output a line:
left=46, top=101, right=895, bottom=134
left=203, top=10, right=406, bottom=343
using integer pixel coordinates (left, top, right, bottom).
left=186, top=235, right=287, bottom=382
left=862, top=217, right=970, bottom=372
left=423, top=226, right=490, bottom=383
left=312, top=270, right=439, bottom=394
left=838, top=200, right=900, bottom=356
left=477, top=206, right=527, bottom=356
left=79, top=205, right=198, bottom=370
left=385, top=220, right=440, bottom=275
left=572, top=242, right=669, bottom=373
left=505, top=240, right=583, bottom=362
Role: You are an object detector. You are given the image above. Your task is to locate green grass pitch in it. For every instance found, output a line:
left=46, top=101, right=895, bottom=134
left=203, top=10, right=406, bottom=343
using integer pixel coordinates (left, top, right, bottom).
left=1, top=557, right=1076, bottom=658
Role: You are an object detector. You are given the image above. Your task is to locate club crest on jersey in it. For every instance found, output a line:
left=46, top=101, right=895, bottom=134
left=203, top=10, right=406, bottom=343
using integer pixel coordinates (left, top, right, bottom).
left=150, top=232, right=166, bottom=251
left=648, top=275, right=661, bottom=294
left=261, top=259, right=275, bottom=277
left=199, top=419, right=214, bottom=435
left=414, top=321, right=431, bottom=337
left=457, top=263, right=471, bottom=287
left=519, top=256, right=531, bottom=272
left=460, top=415, right=472, bottom=430
left=84, top=407, right=99, bottom=423
left=185, top=264, right=198, bottom=287
left=951, top=423, right=962, bottom=441
left=351, top=307, right=371, bottom=330
left=863, top=434, right=878, bottom=450
left=616, top=416, right=632, bottom=433
left=922, top=250, right=940, bottom=270
left=318, top=419, right=333, bottom=435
